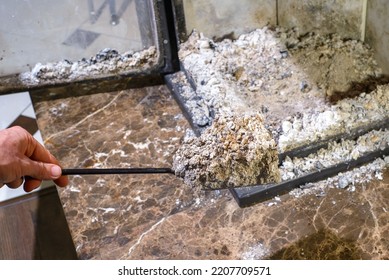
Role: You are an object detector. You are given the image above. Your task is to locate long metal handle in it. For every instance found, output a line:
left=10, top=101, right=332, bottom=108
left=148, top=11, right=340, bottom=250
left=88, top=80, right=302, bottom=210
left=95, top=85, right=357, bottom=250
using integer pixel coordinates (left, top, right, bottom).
left=62, top=168, right=174, bottom=175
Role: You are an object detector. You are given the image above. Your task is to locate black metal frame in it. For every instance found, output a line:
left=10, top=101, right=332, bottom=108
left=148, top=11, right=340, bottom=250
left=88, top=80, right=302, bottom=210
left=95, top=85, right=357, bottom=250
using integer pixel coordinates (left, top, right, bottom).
left=230, top=145, right=389, bottom=207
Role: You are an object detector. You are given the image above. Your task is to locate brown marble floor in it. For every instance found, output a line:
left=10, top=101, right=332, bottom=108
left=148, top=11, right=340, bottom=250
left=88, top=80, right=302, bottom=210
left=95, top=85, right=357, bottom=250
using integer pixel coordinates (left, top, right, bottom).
left=34, top=85, right=389, bottom=260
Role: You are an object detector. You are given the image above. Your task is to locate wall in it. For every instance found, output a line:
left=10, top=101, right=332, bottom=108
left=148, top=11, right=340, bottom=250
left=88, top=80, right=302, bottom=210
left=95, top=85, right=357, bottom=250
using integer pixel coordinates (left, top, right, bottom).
left=180, top=0, right=365, bottom=40
left=278, top=0, right=364, bottom=40
left=178, top=0, right=389, bottom=74
left=181, top=0, right=276, bottom=40
left=366, top=0, right=389, bottom=74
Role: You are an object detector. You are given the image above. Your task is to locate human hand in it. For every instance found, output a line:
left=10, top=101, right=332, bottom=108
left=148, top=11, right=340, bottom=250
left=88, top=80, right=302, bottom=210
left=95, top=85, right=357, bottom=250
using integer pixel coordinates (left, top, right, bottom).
left=0, top=126, right=69, bottom=192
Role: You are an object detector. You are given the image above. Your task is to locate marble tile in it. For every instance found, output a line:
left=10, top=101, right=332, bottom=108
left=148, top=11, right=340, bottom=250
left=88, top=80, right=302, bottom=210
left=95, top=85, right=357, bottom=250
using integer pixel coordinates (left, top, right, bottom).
left=34, top=85, right=389, bottom=259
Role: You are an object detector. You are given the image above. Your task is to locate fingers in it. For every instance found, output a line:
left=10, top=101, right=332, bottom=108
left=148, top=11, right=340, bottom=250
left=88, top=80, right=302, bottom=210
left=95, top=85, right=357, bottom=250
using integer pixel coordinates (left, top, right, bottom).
left=23, top=177, right=42, bottom=192
left=19, top=162, right=69, bottom=191
left=21, top=159, right=58, bottom=179
left=6, top=177, right=25, bottom=189
left=1, top=126, right=69, bottom=190
left=22, top=130, right=69, bottom=188
left=25, top=133, right=58, bottom=165
left=20, top=158, right=69, bottom=189
left=54, top=176, right=70, bottom=188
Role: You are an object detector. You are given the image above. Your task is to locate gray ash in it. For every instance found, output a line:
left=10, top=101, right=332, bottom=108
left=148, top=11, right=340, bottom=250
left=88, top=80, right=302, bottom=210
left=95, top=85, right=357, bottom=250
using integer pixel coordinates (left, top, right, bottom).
left=173, top=113, right=281, bottom=189
left=19, top=47, right=157, bottom=85
left=176, top=26, right=389, bottom=196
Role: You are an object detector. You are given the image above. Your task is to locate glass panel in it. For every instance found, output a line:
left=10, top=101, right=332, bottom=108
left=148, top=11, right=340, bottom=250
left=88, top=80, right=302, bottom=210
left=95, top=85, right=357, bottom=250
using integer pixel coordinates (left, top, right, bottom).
left=181, top=0, right=276, bottom=40
left=0, top=0, right=156, bottom=76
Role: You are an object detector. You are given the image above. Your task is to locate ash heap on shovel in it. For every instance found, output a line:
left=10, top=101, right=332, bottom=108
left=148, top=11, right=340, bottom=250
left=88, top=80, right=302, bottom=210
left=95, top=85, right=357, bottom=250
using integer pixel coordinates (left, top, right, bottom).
left=172, top=113, right=281, bottom=189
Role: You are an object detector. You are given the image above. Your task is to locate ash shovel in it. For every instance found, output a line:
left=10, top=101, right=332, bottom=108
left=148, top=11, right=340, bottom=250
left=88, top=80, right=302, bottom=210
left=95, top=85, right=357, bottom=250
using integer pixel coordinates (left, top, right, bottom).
left=61, top=167, right=271, bottom=190
left=60, top=167, right=236, bottom=189
left=61, top=168, right=174, bottom=175
left=61, top=167, right=237, bottom=190
left=60, top=114, right=281, bottom=190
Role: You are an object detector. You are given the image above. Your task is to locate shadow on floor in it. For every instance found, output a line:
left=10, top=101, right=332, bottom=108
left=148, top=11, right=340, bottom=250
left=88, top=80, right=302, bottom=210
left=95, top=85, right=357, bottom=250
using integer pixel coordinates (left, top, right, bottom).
left=33, top=186, right=78, bottom=259
left=268, top=228, right=364, bottom=260
left=0, top=186, right=77, bottom=259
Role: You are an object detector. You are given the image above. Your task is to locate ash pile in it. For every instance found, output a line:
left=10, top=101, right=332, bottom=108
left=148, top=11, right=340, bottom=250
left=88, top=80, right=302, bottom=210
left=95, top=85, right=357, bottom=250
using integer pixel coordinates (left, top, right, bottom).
left=169, top=26, right=389, bottom=197
left=173, top=114, right=281, bottom=189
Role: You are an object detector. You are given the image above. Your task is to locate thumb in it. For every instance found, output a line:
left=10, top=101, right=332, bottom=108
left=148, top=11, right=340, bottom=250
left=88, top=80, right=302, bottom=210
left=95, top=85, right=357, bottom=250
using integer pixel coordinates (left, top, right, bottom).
left=23, top=159, right=62, bottom=180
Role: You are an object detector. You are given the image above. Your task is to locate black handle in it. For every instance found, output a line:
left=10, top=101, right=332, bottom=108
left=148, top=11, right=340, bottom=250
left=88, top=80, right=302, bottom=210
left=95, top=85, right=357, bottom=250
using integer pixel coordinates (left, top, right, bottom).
left=62, top=168, right=174, bottom=175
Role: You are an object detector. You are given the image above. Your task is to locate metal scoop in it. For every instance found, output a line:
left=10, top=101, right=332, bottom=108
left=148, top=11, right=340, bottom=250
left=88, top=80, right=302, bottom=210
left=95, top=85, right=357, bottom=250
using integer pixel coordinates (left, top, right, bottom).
left=61, top=167, right=267, bottom=190
left=62, top=167, right=174, bottom=175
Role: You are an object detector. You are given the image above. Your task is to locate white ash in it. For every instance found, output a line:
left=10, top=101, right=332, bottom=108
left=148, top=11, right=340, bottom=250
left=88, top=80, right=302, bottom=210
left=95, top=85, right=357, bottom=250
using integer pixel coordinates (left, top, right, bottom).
left=179, top=27, right=381, bottom=129
left=280, top=129, right=389, bottom=181
left=171, top=72, right=213, bottom=127
left=19, top=47, right=157, bottom=85
left=278, top=85, right=389, bottom=152
left=289, top=156, right=389, bottom=198
left=178, top=26, right=388, bottom=199
left=172, top=113, right=281, bottom=189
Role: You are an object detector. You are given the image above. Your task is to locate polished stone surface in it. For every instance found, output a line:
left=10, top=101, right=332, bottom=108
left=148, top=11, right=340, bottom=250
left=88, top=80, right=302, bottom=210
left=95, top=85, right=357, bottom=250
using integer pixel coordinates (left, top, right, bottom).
left=34, top=85, right=389, bottom=259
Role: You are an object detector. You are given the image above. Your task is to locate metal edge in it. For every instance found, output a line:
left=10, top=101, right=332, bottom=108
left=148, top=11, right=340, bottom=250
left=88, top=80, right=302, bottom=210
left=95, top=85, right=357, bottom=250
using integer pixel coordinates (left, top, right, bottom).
left=157, top=0, right=180, bottom=74
left=231, top=145, right=389, bottom=207
left=279, top=117, right=389, bottom=162
left=164, top=72, right=204, bottom=137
